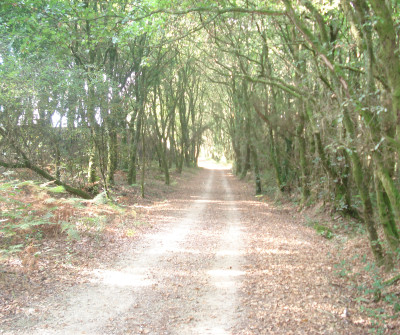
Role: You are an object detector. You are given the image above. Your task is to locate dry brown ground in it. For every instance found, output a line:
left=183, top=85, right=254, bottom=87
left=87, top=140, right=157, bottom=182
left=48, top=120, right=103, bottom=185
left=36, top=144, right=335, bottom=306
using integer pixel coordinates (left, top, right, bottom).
left=0, top=163, right=399, bottom=334
left=0, top=167, right=194, bottom=327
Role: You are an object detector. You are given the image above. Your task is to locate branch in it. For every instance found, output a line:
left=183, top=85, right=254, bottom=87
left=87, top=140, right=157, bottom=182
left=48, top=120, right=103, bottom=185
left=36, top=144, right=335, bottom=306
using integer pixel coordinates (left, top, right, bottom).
left=131, top=7, right=285, bottom=21
left=240, top=74, right=313, bottom=102
left=0, top=127, right=93, bottom=199
left=383, top=273, right=400, bottom=287
left=283, top=0, right=351, bottom=98
left=252, top=101, right=271, bottom=126
left=0, top=160, right=93, bottom=199
left=64, top=6, right=285, bottom=25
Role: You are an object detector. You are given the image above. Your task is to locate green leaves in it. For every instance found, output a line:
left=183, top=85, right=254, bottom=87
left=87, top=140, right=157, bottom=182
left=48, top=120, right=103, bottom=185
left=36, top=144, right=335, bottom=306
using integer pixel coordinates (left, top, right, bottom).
left=48, top=185, right=66, bottom=193
left=0, top=243, right=24, bottom=259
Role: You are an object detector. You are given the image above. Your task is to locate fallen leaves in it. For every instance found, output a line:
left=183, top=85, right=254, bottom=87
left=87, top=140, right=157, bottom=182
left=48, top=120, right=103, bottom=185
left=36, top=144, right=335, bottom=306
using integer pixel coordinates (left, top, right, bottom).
left=232, top=178, right=372, bottom=334
left=2, top=167, right=399, bottom=334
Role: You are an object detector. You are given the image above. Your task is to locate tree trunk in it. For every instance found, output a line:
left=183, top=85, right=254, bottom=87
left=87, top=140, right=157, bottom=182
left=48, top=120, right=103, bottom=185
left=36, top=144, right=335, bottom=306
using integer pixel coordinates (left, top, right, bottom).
left=87, top=139, right=97, bottom=184
left=128, top=113, right=141, bottom=185
left=106, top=127, right=117, bottom=185
left=374, top=172, right=400, bottom=252
left=269, top=128, right=283, bottom=191
left=240, top=144, right=251, bottom=179
left=296, top=114, right=310, bottom=205
left=140, top=114, right=146, bottom=198
left=161, top=142, right=170, bottom=185
left=251, top=146, right=262, bottom=195
left=369, top=0, right=400, bottom=147
left=55, top=143, right=61, bottom=181
left=342, top=109, right=385, bottom=264
left=87, top=82, right=98, bottom=184
left=0, top=160, right=93, bottom=199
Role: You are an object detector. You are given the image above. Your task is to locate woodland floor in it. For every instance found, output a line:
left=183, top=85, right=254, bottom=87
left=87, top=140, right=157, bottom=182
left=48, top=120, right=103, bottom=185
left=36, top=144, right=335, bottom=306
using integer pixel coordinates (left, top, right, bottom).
left=0, top=161, right=399, bottom=334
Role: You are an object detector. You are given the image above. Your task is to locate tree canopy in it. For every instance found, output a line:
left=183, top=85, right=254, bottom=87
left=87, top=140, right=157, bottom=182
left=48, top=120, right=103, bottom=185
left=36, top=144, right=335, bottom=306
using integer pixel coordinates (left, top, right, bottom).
left=1, top=0, right=400, bottom=266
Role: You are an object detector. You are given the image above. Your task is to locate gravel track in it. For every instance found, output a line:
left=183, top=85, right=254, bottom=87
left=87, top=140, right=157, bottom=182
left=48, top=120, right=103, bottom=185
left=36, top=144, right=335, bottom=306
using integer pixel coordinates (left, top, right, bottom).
left=7, top=167, right=246, bottom=335
left=3, top=165, right=370, bottom=334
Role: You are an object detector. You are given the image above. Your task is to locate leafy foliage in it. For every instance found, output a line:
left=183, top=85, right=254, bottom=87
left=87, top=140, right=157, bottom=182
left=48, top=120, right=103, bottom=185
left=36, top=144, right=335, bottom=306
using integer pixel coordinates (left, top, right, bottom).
left=1, top=0, right=400, bottom=329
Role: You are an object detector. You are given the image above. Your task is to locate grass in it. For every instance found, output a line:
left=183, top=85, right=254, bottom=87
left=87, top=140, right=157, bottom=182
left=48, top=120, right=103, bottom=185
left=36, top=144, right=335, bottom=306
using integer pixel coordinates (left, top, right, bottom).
left=305, top=217, right=334, bottom=239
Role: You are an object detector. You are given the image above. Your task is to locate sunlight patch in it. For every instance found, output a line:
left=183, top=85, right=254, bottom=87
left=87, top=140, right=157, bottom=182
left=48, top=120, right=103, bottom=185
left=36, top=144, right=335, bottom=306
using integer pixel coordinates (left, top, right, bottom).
left=207, top=269, right=245, bottom=277
left=198, top=159, right=232, bottom=170
left=174, top=248, right=202, bottom=254
left=190, top=326, right=231, bottom=334
left=262, top=248, right=293, bottom=255
left=216, top=249, right=244, bottom=256
left=92, top=269, right=154, bottom=287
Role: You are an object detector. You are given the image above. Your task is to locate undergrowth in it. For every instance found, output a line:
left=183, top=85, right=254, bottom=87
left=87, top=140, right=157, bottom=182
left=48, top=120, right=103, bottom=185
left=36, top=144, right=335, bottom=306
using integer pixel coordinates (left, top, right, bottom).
left=0, top=173, right=136, bottom=269
left=251, top=172, right=400, bottom=334
left=334, top=253, right=400, bottom=334
left=304, top=215, right=399, bottom=333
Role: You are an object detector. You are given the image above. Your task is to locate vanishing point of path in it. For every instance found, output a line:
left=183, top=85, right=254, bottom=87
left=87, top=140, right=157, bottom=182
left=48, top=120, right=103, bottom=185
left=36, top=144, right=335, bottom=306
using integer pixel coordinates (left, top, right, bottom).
left=5, top=165, right=367, bottom=334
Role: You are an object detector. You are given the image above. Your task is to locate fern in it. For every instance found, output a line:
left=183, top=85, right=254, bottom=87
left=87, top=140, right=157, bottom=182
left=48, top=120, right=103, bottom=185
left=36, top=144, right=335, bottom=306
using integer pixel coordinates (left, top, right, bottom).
left=0, top=182, right=14, bottom=190
left=93, top=192, right=108, bottom=204
left=16, top=180, right=37, bottom=187
left=61, top=222, right=80, bottom=240
left=0, top=244, right=24, bottom=259
left=44, top=198, right=57, bottom=205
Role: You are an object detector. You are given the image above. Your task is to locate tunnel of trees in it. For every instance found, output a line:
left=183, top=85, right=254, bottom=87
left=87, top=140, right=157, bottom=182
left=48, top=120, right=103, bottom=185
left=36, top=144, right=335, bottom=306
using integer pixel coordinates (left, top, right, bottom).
left=1, top=0, right=400, bottom=267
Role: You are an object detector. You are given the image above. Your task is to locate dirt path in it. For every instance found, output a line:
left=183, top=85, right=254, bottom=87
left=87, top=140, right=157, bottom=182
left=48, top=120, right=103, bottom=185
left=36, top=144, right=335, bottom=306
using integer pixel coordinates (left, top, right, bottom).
left=3, top=165, right=368, bottom=334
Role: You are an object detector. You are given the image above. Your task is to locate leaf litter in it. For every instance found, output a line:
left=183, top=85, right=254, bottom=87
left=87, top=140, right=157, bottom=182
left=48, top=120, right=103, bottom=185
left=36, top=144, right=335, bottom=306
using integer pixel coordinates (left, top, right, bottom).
left=0, top=165, right=398, bottom=334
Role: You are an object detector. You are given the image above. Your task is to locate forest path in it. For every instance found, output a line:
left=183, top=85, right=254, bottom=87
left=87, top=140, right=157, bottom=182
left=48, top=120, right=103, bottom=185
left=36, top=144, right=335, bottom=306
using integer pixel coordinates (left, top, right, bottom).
left=4, top=164, right=367, bottom=334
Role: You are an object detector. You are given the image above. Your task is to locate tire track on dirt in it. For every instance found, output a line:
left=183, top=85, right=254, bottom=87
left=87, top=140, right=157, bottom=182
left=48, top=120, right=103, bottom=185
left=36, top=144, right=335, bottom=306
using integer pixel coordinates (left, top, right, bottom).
left=8, top=167, right=246, bottom=335
left=7, top=169, right=214, bottom=334
left=108, top=167, right=245, bottom=334
left=179, top=169, right=244, bottom=334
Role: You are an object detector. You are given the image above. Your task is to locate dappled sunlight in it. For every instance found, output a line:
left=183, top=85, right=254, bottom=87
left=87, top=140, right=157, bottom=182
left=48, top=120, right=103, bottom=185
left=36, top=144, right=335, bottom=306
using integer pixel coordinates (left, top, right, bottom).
left=257, top=248, right=294, bottom=255
left=280, top=301, right=341, bottom=316
left=233, top=200, right=271, bottom=209
left=190, top=326, right=231, bottom=334
left=145, top=226, right=192, bottom=254
left=5, top=0, right=396, bottom=330
left=207, top=269, right=245, bottom=278
left=91, top=268, right=155, bottom=288
left=172, top=247, right=202, bottom=254
left=195, top=199, right=225, bottom=204
left=207, top=268, right=244, bottom=290
left=198, top=158, right=232, bottom=170
left=262, top=237, right=312, bottom=246
left=216, top=249, right=244, bottom=256
left=152, top=198, right=225, bottom=209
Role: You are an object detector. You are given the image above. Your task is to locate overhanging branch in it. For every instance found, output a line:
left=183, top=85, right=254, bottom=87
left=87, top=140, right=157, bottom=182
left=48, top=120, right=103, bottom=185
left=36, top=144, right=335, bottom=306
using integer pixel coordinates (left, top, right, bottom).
left=0, top=160, right=93, bottom=199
